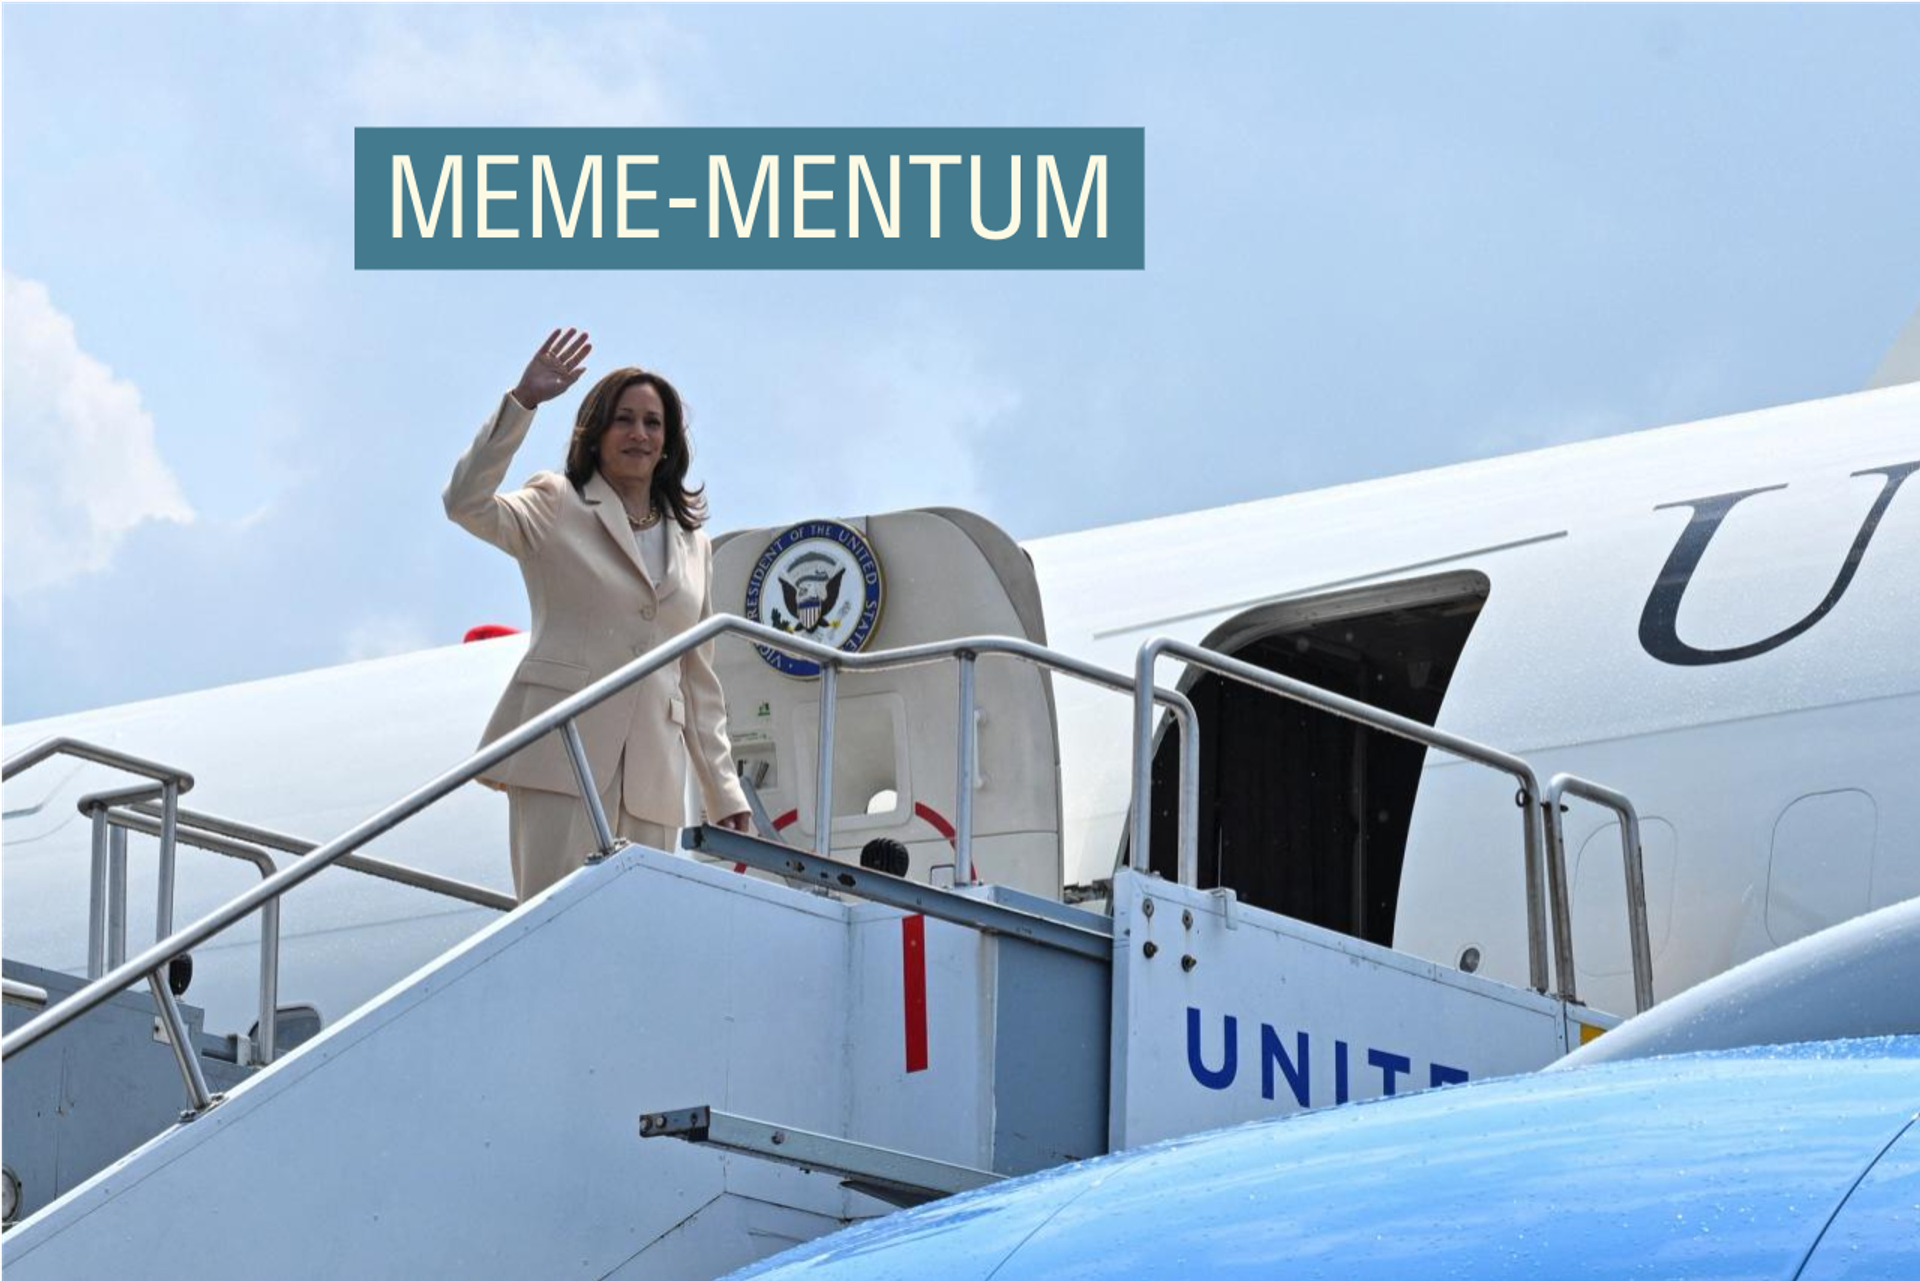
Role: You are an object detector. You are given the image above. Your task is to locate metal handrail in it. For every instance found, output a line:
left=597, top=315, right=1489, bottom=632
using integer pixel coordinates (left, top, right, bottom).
left=936, top=639, right=1200, bottom=885
left=103, top=808, right=283, bottom=1064
left=1546, top=774, right=1656, bottom=1014
left=8, top=739, right=192, bottom=948
left=679, top=627, right=1200, bottom=882
left=3, top=737, right=197, bottom=790
left=2, top=615, right=1197, bottom=1097
left=1134, top=637, right=1565, bottom=999
left=78, top=783, right=168, bottom=977
left=3, top=979, right=50, bottom=1009
left=129, top=802, right=517, bottom=913
left=73, top=786, right=504, bottom=1046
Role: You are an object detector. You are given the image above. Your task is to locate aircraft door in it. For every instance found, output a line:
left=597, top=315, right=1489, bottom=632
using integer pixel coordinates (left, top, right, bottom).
left=1142, top=572, right=1490, bottom=946
left=710, top=509, right=1063, bottom=900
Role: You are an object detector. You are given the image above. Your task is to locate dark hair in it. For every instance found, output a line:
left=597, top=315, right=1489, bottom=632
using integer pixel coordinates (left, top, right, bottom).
left=564, top=367, right=708, bottom=531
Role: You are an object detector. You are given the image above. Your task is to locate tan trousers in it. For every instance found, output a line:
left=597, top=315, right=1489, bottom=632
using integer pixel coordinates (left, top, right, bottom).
left=506, top=762, right=675, bottom=901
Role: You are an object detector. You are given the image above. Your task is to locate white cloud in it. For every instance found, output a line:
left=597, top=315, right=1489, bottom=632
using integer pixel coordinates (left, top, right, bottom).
left=342, top=613, right=434, bottom=663
left=232, top=500, right=278, bottom=532
left=723, top=322, right=1019, bottom=529
left=845, top=331, right=1019, bottom=513
left=2, top=276, right=195, bottom=596
left=344, top=11, right=691, bottom=128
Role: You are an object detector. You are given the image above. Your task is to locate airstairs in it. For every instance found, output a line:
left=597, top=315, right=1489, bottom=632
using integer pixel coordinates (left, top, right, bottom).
left=1, top=603, right=1654, bottom=1277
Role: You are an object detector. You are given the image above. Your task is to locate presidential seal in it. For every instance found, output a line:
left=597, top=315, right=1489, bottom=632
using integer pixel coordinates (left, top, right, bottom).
left=743, top=520, right=885, bottom=677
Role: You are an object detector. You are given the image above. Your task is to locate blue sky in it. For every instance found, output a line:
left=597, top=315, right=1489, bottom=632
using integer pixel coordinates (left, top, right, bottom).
left=4, top=3, right=1918, bottom=721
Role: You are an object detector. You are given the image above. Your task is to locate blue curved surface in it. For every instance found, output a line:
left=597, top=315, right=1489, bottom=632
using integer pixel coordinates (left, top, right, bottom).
left=1797, top=1116, right=1920, bottom=1280
left=734, top=1038, right=1920, bottom=1280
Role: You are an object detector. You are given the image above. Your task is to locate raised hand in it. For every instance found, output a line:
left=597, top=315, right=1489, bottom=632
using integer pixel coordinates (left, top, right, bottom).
left=511, top=327, right=592, bottom=408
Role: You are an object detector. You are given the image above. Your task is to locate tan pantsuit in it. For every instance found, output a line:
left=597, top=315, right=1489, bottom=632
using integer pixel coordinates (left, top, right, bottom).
left=506, top=751, right=674, bottom=900
left=445, top=393, right=750, bottom=901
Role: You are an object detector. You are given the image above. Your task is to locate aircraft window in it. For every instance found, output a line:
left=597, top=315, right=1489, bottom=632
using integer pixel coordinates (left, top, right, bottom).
left=792, top=692, right=911, bottom=831
left=1141, top=580, right=1487, bottom=947
left=1572, top=817, right=1676, bottom=976
left=1766, top=790, right=1877, bottom=946
left=0, top=754, right=90, bottom=842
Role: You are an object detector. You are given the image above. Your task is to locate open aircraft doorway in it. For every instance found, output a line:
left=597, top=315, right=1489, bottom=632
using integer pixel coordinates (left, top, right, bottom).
left=1143, top=572, right=1490, bottom=947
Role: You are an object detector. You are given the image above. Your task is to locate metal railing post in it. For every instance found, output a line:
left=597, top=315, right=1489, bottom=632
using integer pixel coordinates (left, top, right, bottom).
left=1617, top=808, right=1654, bottom=1014
left=80, top=782, right=174, bottom=978
left=1174, top=705, right=1199, bottom=890
left=561, top=719, right=618, bottom=861
left=1129, top=649, right=1159, bottom=877
left=1130, top=647, right=1204, bottom=888
left=815, top=663, right=838, bottom=859
left=107, top=807, right=289, bottom=1063
left=257, top=898, right=281, bottom=1065
left=6, top=741, right=196, bottom=969
left=1521, top=779, right=1557, bottom=998
left=954, top=652, right=977, bottom=885
left=147, top=970, right=216, bottom=1117
left=108, top=826, right=130, bottom=970
left=1547, top=774, right=1655, bottom=1014
left=87, top=807, right=110, bottom=979
left=156, top=779, right=181, bottom=940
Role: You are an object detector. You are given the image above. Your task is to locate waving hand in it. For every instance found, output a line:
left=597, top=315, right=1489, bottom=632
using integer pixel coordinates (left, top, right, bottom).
left=511, top=327, right=593, bottom=408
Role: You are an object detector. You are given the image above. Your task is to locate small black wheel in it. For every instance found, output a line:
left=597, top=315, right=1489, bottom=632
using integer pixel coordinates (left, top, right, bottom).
left=859, top=838, right=911, bottom=877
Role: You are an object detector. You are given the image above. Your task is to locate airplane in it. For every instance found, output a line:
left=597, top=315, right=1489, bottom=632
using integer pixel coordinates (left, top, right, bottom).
left=3, top=339, right=1917, bottom=1270
left=728, top=321, right=1920, bottom=1278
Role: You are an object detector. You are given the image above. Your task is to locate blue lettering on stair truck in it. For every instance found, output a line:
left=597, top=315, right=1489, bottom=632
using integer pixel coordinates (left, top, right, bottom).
left=1186, top=1006, right=1469, bottom=1109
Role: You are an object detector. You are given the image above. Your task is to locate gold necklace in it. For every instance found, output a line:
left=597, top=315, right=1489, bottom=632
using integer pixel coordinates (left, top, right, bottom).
left=627, top=504, right=662, bottom=531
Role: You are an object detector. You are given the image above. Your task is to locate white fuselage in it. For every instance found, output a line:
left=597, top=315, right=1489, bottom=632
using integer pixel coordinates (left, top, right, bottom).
left=1034, top=382, right=1919, bottom=1014
left=5, top=382, right=1916, bottom=1028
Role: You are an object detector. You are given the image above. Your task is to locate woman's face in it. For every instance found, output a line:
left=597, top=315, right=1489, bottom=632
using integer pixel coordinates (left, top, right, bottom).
left=598, top=382, right=667, bottom=490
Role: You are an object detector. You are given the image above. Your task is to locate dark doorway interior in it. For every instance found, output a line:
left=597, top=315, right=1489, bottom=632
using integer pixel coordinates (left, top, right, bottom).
left=1145, top=586, right=1486, bottom=947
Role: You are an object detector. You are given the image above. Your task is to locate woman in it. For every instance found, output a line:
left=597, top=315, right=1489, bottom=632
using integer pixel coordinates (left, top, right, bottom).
left=444, top=327, right=751, bottom=900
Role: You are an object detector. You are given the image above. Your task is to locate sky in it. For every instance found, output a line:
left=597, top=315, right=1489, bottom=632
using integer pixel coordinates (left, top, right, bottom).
left=4, top=2, right=1918, bottom=723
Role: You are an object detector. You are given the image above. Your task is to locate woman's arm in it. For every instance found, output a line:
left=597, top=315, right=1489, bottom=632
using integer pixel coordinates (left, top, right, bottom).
left=441, top=328, right=592, bottom=559
left=681, top=533, right=753, bottom=828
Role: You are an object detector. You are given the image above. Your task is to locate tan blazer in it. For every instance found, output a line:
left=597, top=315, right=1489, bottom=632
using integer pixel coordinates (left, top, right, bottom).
left=443, top=393, right=749, bottom=828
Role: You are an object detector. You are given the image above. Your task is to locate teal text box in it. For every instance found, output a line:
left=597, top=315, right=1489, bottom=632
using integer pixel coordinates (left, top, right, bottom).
left=354, top=127, right=1143, bottom=270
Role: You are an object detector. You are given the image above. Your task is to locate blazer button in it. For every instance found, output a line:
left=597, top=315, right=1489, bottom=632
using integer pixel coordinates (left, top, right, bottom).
left=641, top=605, right=656, bottom=620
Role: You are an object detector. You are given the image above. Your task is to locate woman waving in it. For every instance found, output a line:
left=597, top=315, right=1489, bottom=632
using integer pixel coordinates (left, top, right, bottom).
left=444, top=327, right=751, bottom=900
